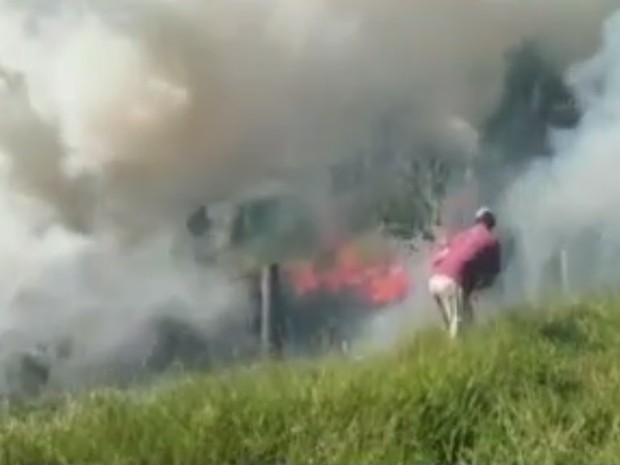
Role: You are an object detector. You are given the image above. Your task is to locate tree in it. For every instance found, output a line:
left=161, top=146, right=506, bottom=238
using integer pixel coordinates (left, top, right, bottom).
left=329, top=107, right=457, bottom=242
left=481, top=40, right=580, bottom=175
left=478, top=40, right=583, bottom=300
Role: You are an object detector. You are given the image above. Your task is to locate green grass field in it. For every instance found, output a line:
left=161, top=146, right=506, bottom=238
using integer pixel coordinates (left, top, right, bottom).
left=3, top=294, right=620, bottom=465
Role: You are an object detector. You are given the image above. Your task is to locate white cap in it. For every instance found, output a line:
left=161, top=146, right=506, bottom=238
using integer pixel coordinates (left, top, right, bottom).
left=475, top=206, right=493, bottom=220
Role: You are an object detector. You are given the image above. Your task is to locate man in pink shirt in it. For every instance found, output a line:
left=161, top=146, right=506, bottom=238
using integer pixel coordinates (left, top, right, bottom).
left=428, top=207, right=501, bottom=338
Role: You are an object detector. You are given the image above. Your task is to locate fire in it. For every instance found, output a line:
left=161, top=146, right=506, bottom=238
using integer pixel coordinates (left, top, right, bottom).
left=285, top=240, right=411, bottom=308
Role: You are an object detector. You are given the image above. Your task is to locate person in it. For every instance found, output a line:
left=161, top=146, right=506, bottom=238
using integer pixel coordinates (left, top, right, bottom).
left=427, top=207, right=501, bottom=338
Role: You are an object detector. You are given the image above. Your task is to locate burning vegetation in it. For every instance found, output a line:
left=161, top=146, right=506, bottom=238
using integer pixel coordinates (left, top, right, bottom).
left=0, top=0, right=613, bottom=401
left=284, top=239, right=410, bottom=308
left=0, top=35, right=587, bottom=398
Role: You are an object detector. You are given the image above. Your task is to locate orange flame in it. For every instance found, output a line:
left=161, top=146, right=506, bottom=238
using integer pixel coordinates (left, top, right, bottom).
left=285, top=241, right=411, bottom=308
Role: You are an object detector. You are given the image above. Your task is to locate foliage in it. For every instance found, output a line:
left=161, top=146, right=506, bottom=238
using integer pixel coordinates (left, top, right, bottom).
left=4, top=294, right=620, bottom=464
left=330, top=108, right=456, bottom=241
left=482, top=40, right=579, bottom=167
left=330, top=41, right=580, bottom=241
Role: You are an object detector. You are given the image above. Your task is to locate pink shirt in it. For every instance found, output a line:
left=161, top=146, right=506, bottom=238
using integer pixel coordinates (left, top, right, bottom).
left=431, top=224, right=501, bottom=295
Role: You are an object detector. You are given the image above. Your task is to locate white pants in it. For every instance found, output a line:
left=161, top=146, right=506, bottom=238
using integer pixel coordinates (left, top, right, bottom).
left=428, top=274, right=473, bottom=338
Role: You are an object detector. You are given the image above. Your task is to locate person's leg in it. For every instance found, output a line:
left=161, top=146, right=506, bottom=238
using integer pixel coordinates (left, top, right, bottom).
left=428, top=276, right=451, bottom=331
left=429, top=275, right=461, bottom=336
left=433, top=295, right=450, bottom=329
left=436, top=280, right=467, bottom=339
left=451, top=284, right=469, bottom=337
left=446, top=290, right=460, bottom=339
left=461, top=294, right=474, bottom=327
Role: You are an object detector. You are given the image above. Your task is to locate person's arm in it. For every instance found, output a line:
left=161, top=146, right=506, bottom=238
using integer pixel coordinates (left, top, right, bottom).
left=474, top=244, right=501, bottom=290
left=431, top=245, right=449, bottom=265
left=476, top=273, right=496, bottom=290
left=490, top=241, right=501, bottom=276
left=432, top=230, right=462, bottom=263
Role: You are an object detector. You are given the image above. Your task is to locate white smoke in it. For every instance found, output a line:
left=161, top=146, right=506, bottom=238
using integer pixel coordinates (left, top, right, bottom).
left=502, top=7, right=620, bottom=301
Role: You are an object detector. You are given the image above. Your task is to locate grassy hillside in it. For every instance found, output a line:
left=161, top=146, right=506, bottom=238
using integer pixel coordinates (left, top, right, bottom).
left=3, top=294, right=620, bottom=464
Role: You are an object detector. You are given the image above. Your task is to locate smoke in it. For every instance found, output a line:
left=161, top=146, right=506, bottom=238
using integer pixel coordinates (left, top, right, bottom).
left=501, top=7, right=620, bottom=301
left=0, top=0, right=615, bottom=230
left=0, top=0, right=613, bottom=394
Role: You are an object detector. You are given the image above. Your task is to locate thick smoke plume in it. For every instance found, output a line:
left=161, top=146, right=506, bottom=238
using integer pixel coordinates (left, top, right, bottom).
left=0, top=0, right=614, bottom=394
left=503, top=7, right=620, bottom=301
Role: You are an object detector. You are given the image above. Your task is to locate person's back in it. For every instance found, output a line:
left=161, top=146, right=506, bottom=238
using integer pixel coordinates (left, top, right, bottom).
left=458, top=224, right=500, bottom=295
left=432, top=223, right=499, bottom=292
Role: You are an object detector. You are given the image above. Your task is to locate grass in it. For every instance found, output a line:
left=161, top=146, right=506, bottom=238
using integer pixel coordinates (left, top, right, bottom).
left=3, top=294, right=620, bottom=464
